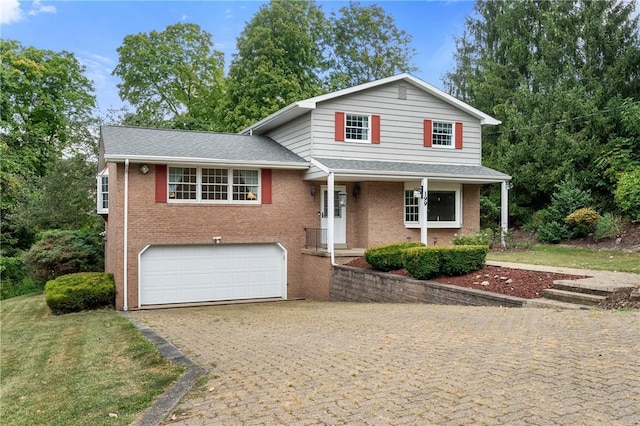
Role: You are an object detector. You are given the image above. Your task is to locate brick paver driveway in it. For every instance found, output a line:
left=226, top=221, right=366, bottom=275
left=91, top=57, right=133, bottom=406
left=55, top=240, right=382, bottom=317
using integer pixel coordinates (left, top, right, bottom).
left=130, top=302, right=640, bottom=425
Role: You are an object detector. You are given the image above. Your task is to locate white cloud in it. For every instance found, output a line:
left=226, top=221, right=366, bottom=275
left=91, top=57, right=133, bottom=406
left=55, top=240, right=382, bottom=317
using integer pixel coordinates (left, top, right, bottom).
left=225, top=8, right=233, bottom=19
left=0, top=0, right=23, bottom=24
left=28, top=0, right=56, bottom=17
left=180, top=14, right=188, bottom=21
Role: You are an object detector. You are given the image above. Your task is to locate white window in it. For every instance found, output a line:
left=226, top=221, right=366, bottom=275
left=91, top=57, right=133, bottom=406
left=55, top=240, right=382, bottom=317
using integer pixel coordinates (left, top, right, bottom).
left=97, top=168, right=108, bottom=214
left=345, top=114, right=370, bottom=142
left=432, top=121, right=453, bottom=147
left=404, top=182, right=462, bottom=228
left=168, top=167, right=260, bottom=203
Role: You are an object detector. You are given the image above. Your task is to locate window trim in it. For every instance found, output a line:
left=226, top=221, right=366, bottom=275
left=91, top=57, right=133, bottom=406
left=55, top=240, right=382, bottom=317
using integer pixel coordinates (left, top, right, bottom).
left=167, top=166, right=261, bottom=204
left=431, top=120, right=455, bottom=149
left=344, top=113, right=371, bottom=143
left=403, top=182, right=462, bottom=228
left=97, top=168, right=108, bottom=214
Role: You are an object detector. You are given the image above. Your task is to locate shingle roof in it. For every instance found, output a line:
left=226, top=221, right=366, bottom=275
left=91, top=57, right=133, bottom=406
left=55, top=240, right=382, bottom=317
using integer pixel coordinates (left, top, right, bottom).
left=100, top=126, right=308, bottom=168
left=313, top=157, right=511, bottom=182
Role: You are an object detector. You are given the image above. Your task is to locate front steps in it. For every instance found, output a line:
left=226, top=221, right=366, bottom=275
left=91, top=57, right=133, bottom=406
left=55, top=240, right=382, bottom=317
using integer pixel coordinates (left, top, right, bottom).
left=537, top=280, right=611, bottom=309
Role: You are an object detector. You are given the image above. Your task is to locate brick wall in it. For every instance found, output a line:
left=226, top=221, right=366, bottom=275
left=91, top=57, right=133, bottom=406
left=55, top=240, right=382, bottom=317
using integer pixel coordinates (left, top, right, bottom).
left=331, top=266, right=525, bottom=307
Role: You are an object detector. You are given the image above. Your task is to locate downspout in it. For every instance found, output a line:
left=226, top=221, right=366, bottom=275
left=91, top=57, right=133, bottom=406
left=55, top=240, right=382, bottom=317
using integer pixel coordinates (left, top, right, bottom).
left=327, top=172, right=336, bottom=265
left=420, top=177, right=429, bottom=245
left=123, top=159, right=129, bottom=311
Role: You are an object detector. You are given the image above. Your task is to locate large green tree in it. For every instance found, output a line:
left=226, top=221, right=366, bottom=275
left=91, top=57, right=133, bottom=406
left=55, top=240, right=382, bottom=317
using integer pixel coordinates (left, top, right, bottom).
left=444, top=0, right=640, bottom=222
left=113, top=23, right=225, bottom=130
left=220, top=0, right=327, bottom=132
left=325, top=2, right=417, bottom=91
left=0, top=40, right=96, bottom=252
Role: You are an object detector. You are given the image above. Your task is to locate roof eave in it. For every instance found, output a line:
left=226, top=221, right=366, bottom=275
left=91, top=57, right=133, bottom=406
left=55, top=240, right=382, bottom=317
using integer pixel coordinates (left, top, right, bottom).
left=103, top=155, right=309, bottom=170
left=239, top=100, right=316, bottom=135
left=321, top=167, right=511, bottom=183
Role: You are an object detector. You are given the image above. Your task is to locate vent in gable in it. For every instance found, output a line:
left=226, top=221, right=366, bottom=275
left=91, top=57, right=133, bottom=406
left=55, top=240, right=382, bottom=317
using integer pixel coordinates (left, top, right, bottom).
left=398, top=85, right=407, bottom=100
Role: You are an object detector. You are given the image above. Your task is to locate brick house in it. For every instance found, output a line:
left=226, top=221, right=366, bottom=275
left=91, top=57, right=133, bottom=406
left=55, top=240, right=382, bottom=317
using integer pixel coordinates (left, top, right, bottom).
left=98, top=74, right=511, bottom=310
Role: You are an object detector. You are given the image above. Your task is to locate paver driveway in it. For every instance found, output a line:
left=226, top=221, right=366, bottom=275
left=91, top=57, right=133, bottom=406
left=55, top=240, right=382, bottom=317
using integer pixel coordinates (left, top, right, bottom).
left=130, top=302, right=640, bottom=425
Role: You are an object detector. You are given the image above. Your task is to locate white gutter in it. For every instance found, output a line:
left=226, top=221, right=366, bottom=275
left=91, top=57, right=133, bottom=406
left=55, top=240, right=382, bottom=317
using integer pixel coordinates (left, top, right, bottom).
left=123, top=159, right=129, bottom=311
left=104, top=155, right=309, bottom=170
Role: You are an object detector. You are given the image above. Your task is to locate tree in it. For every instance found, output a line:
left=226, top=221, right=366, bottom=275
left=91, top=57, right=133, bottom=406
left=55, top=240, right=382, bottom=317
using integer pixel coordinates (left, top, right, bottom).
left=113, top=23, right=225, bottom=130
left=443, top=0, right=640, bottom=222
left=0, top=40, right=96, bottom=252
left=325, top=2, right=417, bottom=91
left=220, top=0, right=327, bottom=132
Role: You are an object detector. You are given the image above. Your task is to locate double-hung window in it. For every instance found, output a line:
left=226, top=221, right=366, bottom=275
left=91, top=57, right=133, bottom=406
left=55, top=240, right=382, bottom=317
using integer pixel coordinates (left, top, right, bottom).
left=345, top=114, right=370, bottom=142
left=97, top=168, right=109, bottom=214
left=403, top=182, right=462, bottom=228
left=168, top=166, right=260, bottom=203
left=432, top=121, right=453, bottom=147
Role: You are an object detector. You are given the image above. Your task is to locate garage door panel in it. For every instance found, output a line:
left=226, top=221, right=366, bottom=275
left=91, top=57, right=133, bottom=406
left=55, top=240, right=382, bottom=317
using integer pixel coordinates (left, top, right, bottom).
left=140, top=243, right=285, bottom=305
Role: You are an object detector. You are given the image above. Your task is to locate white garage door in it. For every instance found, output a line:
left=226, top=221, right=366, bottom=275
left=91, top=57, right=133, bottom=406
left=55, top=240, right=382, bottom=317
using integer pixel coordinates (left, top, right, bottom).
left=139, top=243, right=286, bottom=305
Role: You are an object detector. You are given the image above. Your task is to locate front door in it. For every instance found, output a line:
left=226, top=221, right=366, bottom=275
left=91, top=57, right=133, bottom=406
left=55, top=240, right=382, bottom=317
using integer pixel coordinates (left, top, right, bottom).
left=320, top=185, right=346, bottom=246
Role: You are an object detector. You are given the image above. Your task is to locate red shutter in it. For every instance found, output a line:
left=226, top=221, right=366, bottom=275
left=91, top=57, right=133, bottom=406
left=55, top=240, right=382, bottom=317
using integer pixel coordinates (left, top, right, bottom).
left=261, top=169, right=272, bottom=204
left=423, top=120, right=433, bottom=147
left=155, top=165, right=167, bottom=203
left=371, top=115, right=381, bottom=144
left=455, top=122, right=463, bottom=149
left=335, top=112, right=345, bottom=142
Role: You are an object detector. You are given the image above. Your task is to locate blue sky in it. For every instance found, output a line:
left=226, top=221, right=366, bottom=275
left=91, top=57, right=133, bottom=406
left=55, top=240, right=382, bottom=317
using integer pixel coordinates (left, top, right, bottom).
left=1, top=0, right=476, bottom=114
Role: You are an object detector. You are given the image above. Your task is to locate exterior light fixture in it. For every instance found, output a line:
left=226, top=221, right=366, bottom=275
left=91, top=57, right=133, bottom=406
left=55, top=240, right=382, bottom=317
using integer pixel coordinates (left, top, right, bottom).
left=338, top=191, right=348, bottom=208
left=352, top=183, right=361, bottom=200
left=140, top=164, right=150, bottom=174
left=310, top=186, right=317, bottom=197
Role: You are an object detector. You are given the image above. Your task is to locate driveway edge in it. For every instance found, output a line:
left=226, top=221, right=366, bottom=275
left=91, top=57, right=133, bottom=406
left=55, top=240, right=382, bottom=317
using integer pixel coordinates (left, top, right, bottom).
left=121, top=313, right=208, bottom=426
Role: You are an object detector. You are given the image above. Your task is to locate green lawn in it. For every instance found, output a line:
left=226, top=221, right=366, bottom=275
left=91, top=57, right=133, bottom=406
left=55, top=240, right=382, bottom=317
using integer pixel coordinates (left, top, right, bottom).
left=0, top=295, right=183, bottom=426
left=487, top=245, right=640, bottom=273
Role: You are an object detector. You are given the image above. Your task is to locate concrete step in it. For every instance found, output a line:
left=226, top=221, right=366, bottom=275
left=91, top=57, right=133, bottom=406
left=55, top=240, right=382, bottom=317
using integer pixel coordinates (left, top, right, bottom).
left=552, top=280, right=613, bottom=296
left=526, top=298, right=592, bottom=310
left=542, top=288, right=607, bottom=306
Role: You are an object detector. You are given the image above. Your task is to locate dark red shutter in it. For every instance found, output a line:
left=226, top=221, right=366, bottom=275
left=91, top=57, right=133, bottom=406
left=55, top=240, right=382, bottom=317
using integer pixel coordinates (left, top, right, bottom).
left=335, top=112, right=345, bottom=142
left=455, top=122, right=463, bottom=149
left=371, top=115, right=381, bottom=144
left=155, top=165, right=167, bottom=203
left=261, top=169, right=272, bottom=204
left=423, top=120, right=433, bottom=147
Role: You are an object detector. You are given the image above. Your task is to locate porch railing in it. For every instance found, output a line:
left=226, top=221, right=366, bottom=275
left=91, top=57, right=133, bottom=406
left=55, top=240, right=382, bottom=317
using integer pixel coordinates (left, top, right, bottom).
left=304, top=228, right=327, bottom=250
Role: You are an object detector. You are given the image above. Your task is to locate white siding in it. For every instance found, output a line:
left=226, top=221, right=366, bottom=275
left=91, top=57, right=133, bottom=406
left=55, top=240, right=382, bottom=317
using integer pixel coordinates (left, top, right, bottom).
left=311, top=83, right=484, bottom=166
left=267, top=113, right=312, bottom=160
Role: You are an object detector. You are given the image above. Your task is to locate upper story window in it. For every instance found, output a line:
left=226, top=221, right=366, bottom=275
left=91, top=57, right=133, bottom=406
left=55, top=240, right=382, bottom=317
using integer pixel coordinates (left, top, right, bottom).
left=345, top=114, right=370, bottom=142
left=97, top=168, right=108, bottom=214
left=403, top=182, right=462, bottom=228
left=432, top=121, right=453, bottom=147
left=168, top=166, right=259, bottom=203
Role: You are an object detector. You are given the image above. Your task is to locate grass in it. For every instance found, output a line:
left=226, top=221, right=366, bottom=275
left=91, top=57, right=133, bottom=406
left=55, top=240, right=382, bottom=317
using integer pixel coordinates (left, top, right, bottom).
left=0, top=295, right=183, bottom=426
left=487, top=245, right=640, bottom=273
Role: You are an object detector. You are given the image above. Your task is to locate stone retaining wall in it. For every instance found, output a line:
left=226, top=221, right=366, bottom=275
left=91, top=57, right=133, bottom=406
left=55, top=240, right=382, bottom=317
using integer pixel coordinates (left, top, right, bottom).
left=330, top=265, right=526, bottom=307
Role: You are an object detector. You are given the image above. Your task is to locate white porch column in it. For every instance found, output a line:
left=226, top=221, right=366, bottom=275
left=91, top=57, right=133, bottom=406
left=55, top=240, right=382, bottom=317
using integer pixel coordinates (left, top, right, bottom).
left=327, top=172, right=336, bottom=264
left=501, top=180, right=509, bottom=248
left=420, top=177, right=428, bottom=245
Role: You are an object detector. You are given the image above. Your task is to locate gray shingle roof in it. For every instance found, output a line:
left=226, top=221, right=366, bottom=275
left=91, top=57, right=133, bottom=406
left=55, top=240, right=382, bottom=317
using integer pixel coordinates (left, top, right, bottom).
left=100, top=126, right=308, bottom=168
left=314, top=157, right=511, bottom=181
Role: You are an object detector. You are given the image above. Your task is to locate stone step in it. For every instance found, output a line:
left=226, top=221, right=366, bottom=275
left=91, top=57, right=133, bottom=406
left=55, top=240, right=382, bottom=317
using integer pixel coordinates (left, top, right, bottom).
left=552, top=280, right=613, bottom=296
left=526, top=298, right=592, bottom=310
left=542, top=288, right=607, bottom=306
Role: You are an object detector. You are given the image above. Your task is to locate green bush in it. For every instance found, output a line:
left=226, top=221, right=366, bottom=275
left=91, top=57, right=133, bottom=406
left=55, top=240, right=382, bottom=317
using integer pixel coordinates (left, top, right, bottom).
left=452, top=230, right=492, bottom=246
left=593, top=213, right=622, bottom=242
left=401, top=245, right=487, bottom=280
left=0, top=255, right=40, bottom=300
left=615, top=169, right=640, bottom=221
left=45, top=272, right=115, bottom=315
left=536, top=221, right=572, bottom=244
left=364, top=242, right=425, bottom=272
left=480, top=195, right=500, bottom=228
left=565, top=207, right=601, bottom=237
left=23, top=230, right=104, bottom=285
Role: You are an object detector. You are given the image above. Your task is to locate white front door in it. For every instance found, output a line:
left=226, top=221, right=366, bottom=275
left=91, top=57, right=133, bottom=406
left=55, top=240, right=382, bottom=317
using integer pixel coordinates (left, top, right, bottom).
left=320, top=185, right=346, bottom=246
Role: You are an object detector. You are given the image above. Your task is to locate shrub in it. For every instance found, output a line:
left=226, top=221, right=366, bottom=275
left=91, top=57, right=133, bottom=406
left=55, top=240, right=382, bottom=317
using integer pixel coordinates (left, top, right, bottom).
left=23, top=230, right=104, bottom=285
left=615, top=169, right=640, bottom=221
left=45, top=272, right=115, bottom=315
left=364, top=242, right=424, bottom=272
left=565, top=207, right=601, bottom=237
left=593, top=213, right=622, bottom=242
left=480, top=195, right=500, bottom=228
left=0, top=255, right=40, bottom=300
left=401, top=245, right=487, bottom=280
left=547, top=178, right=592, bottom=219
left=536, top=221, right=572, bottom=244
left=452, top=230, right=492, bottom=246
